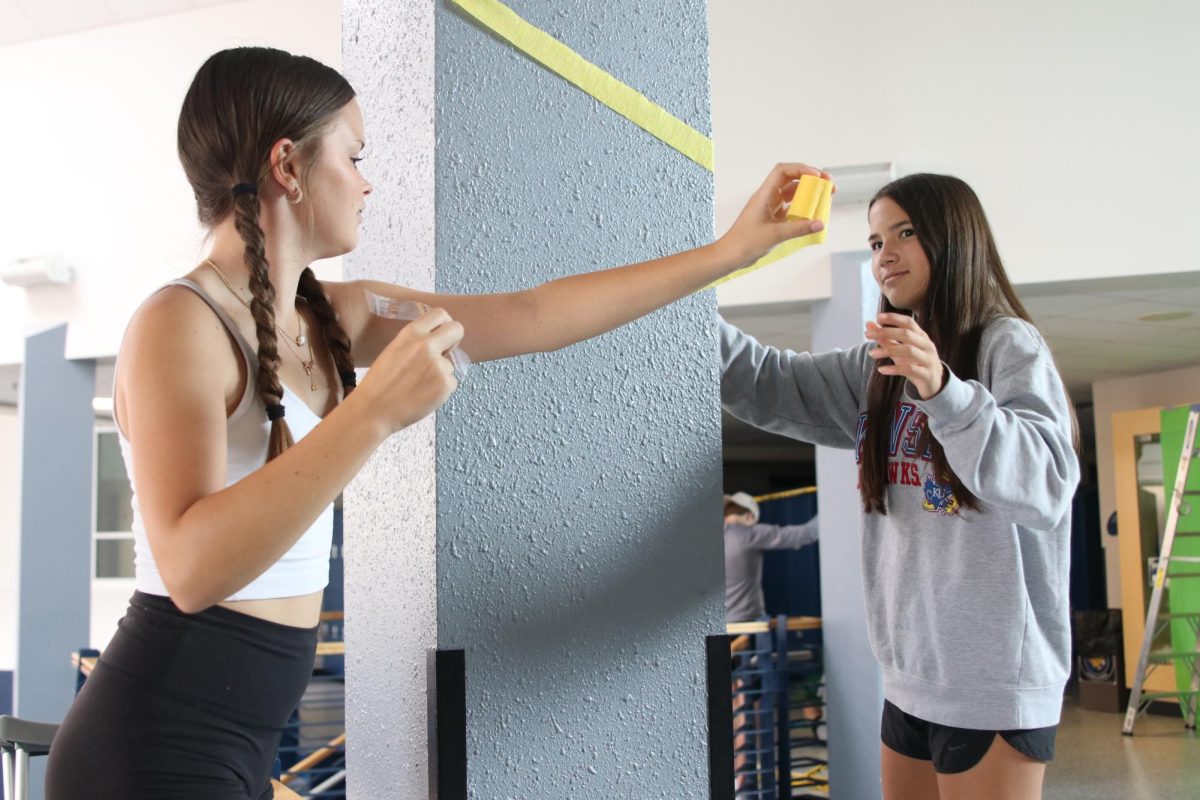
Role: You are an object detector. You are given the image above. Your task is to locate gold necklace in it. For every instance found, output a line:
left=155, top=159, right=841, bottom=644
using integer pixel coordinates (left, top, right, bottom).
left=203, top=258, right=307, bottom=346
left=203, top=258, right=320, bottom=392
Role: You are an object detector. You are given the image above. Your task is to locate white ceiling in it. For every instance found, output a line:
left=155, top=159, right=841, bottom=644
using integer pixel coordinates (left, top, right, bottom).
left=0, top=0, right=242, bottom=46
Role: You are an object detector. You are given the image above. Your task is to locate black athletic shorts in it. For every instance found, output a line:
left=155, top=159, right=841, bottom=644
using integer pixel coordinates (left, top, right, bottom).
left=881, top=699, right=1057, bottom=774
left=45, top=591, right=318, bottom=800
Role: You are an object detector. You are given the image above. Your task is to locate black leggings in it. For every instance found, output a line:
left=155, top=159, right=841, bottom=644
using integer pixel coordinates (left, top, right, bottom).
left=45, top=591, right=317, bottom=800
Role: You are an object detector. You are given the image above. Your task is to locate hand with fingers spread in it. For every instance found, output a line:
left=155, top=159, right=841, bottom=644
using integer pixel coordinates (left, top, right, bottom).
left=719, top=162, right=835, bottom=269
left=865, top=312, right=946, bottom=400
left=354, top=306, right=463, bottom=433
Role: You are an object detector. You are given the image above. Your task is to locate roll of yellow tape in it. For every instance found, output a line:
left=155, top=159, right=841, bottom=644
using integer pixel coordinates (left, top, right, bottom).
left=786, top=175, right=832, bottom=222
left=809, top=178, right=832, bottom=244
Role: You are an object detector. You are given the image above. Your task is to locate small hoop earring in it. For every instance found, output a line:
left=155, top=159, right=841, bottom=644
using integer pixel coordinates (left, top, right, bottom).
left=288, top=184, right=304, bottom=205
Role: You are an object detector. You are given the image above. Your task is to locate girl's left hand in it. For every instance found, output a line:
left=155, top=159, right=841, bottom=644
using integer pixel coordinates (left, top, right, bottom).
left=865, top=313, right=946, bottom=400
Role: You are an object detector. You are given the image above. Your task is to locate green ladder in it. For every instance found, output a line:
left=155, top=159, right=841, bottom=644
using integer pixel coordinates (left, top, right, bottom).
left=1123, top=404, right=1200, bottom=735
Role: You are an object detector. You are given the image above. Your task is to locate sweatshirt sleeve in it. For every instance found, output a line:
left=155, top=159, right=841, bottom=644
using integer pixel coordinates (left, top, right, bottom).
left=912, top=317, right=1080, bottom=530
left=720, top=317, right=870, bottom=450
left=744, top=518, right=820, bottom=551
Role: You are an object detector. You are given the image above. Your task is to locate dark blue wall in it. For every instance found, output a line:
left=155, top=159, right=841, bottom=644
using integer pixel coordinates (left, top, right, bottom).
left=0, top=670, right=11, bottom=716
left=759, top=493, right=820, bottom=618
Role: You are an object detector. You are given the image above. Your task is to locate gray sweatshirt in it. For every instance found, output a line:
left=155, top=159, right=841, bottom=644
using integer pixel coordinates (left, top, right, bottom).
left=725, top=517, right=819, bottom=623
left=720, top=316, right=1079, bottom=730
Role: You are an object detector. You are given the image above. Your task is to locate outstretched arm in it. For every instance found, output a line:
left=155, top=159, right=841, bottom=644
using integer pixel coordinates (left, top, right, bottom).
left=744, top=517, right=820, bottom=551
left=334, top=163, right=831, bottom=366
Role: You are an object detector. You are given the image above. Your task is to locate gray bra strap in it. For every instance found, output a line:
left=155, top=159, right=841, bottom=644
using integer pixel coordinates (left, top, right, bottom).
left=165, top=278, right=259, bottom=374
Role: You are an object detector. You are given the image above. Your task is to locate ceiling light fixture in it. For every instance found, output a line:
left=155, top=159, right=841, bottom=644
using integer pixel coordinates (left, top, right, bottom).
left=826, top=162, right=896, bottom=205
left=1, top=256, right=73, bottom=288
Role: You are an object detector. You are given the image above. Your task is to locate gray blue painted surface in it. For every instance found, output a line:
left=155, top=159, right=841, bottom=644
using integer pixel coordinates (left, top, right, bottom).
left=434, top=2, right=721, bottom=795
left=812, top=254, right=884, bottom=800
left=0, top=670, right=11, bottom=716
left=16, top=324, right=95, bottom=799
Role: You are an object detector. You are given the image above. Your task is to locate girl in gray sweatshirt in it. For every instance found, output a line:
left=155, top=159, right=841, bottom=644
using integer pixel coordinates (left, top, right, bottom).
left=720, top=173, right=1079, bottom=797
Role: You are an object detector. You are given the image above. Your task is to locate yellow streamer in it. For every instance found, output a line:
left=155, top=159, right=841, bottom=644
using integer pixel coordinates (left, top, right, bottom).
left=449, top=0, right=826, bottom=287
left=707, top=237, right=816, bottom=289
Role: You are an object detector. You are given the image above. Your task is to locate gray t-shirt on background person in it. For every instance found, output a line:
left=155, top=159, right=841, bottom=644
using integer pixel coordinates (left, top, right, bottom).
left=725, top=518, right=819, bottom=623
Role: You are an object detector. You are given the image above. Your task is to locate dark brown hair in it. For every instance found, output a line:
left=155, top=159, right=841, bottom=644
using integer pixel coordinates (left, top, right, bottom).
left=859, top=173, right=1073, bottom=514
left=177, top=47, right=357, bottom=460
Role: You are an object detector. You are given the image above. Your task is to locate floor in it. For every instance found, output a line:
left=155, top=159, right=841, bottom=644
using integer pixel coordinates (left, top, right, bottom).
left=788, top=695, right=1199, bottom=799
left=1045, top=696, right=1199, bottom=800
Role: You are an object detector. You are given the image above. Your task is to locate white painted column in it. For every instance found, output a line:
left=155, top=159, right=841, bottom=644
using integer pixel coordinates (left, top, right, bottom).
left=340, top=3, right=439, bottom=798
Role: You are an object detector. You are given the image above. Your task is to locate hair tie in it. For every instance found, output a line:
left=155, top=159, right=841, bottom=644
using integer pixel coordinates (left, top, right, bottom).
left=232, top=183, right=258, bottom=196
left=339, top=370, right=358, bottom=389
left=266, top=403, right=286, bottom=422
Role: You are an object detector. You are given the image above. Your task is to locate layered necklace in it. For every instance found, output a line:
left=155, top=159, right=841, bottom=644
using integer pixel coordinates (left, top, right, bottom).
left=202, top=258, right=320, bottom=392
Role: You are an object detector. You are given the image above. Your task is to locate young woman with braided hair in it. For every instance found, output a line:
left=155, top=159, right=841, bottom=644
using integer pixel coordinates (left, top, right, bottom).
left=43, top=47, right=829, bottom=799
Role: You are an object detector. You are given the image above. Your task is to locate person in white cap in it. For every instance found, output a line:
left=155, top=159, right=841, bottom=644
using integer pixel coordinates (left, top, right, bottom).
left=723, top=492, right=819, bottom=623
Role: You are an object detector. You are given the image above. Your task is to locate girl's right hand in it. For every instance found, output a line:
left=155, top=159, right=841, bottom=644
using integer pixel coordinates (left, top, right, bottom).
left=718, top=162, right=833, bottom=269
left=354, top=307, right=464, bottom=433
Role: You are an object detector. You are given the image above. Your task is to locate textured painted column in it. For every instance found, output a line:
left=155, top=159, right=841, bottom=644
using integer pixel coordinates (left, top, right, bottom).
left=812, top=255, right=884, bottom=800
left=16, top=324, right=95, bottom=799
left=340, top=3, right=439, bottom=797
left=342, top=2, right=723, bottom=798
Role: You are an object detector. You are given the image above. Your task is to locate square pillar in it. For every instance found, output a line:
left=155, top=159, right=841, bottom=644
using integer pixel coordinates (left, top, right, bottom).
left=812, top=253, right=884, bottom=800
left=342, top=2, right=724, bottom=797
left=16, top=324, right=95, bottom=798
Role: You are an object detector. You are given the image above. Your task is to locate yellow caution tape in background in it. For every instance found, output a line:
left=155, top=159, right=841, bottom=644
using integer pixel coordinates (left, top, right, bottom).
left=449, top=0, right=827, bottom=286
left=753, top=485, right=818, bottom=503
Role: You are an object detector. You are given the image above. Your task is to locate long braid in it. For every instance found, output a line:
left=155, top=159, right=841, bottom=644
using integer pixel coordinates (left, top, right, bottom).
left=232, top=189, right=295, bottom=460
left=177, top=47, right=357, bottom=459
left=297, top=268, right=357, bottom=397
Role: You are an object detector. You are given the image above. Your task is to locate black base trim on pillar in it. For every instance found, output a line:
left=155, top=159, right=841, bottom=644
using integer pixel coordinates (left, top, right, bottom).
left=428, top=648, right=467, bottom=800
left=706, top=634, right=734, bottom=800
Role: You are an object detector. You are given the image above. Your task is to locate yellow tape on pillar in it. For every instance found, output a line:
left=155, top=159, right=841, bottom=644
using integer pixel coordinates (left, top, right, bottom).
left=450, top=0, right=713, bottom=171
left=449, top=0, right=825, bottom=287
left=708, top=237, right=813, bottom=289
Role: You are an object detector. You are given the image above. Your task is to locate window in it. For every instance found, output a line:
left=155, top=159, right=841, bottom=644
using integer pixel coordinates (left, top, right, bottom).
left=94, top=428, right=134, bottom=579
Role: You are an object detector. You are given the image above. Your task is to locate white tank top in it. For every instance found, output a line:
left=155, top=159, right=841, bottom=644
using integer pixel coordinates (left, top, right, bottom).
left=115, top=278, right=334, bottom=601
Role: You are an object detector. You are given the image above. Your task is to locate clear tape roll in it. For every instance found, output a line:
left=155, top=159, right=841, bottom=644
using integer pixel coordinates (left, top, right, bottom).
left=364, top=290, right=472, bottom=382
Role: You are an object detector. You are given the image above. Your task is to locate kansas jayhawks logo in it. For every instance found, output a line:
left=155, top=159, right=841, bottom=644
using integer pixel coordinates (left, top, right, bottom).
left=921, top=475, right=960, bottom=516
left=857, top=404, right=961, bottom=516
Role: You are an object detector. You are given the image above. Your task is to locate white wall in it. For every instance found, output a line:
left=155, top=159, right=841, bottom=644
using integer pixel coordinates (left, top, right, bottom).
left=0, top=0, right=343, bottom=366
left=0, top=407, right=20, bottom=671
left=1093, top=365, right=1200, bottom=607
left=712, top=0, right=1200, bottom=308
